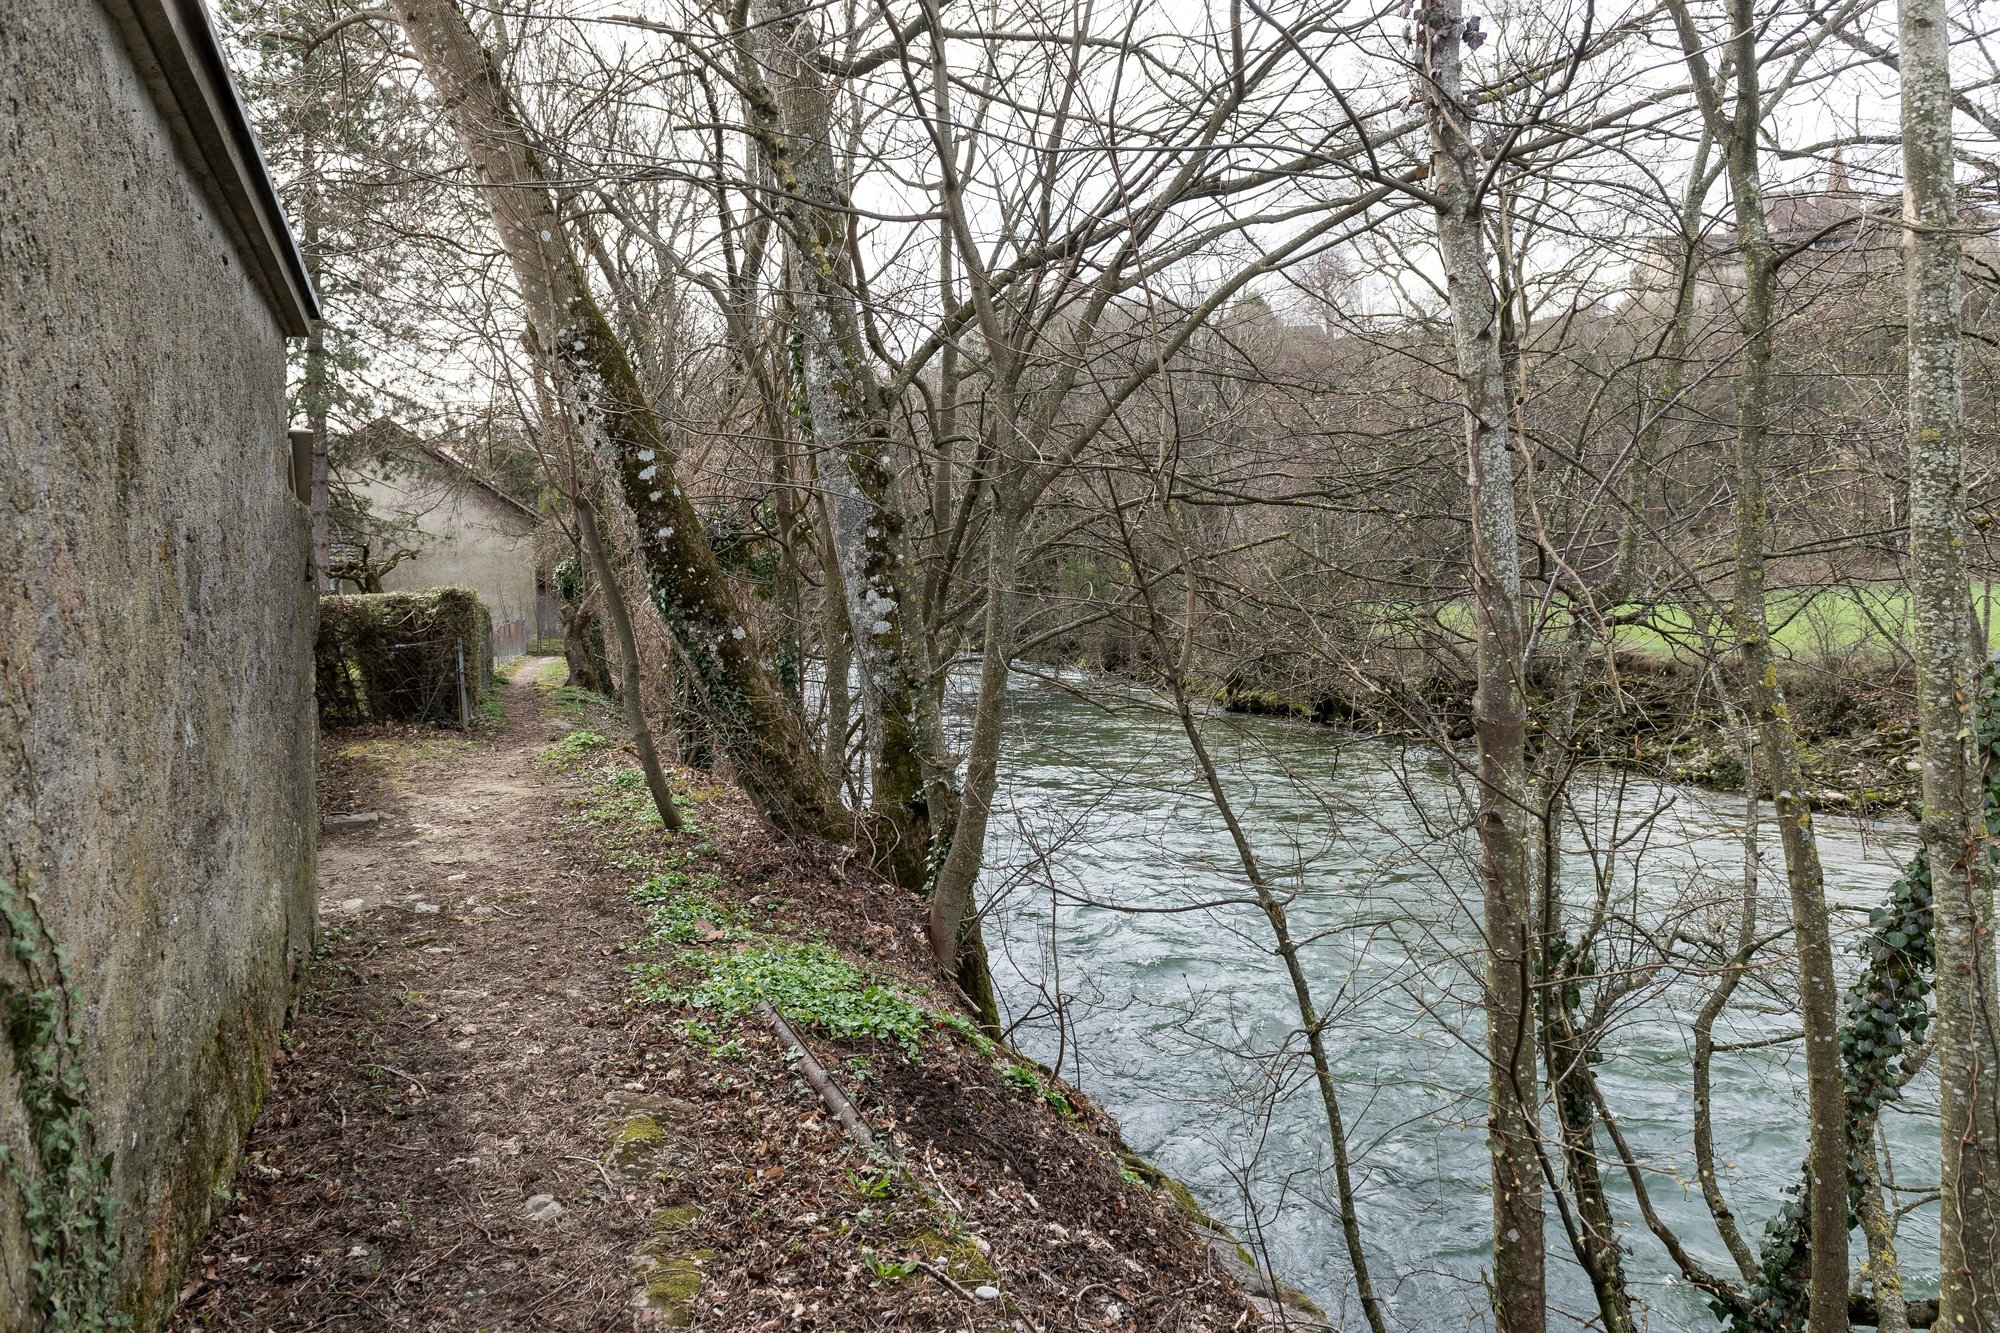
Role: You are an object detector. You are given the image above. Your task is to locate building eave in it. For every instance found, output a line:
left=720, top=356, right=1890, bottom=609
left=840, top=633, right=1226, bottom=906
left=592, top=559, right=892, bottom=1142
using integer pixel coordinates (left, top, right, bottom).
left=101, top=0, right=320, bottom=337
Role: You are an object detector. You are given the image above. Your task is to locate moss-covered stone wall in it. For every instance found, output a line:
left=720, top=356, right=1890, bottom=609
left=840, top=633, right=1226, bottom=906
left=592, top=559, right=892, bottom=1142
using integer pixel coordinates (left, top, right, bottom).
left=0, top=2, right=318, bottom=1327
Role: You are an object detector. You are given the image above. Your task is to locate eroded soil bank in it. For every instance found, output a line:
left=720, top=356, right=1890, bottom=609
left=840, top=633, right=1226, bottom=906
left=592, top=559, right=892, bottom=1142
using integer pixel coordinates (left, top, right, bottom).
left=1209, top=649, right=1925, bottom=816
left=169, top=658, right=1275, bottom=1331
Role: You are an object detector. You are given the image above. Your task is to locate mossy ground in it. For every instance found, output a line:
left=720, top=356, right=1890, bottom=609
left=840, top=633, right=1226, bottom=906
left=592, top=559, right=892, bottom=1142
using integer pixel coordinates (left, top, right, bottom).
left=327, top=732, right=476, bottom=793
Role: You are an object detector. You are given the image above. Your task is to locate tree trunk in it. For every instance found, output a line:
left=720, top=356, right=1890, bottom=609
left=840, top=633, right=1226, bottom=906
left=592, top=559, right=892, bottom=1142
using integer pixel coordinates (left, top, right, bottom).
left=739, top=0, right=934, bottom=889
left=818, top=508, right=855, bottom=783
left=1417, top=8, right=1544, bottom=1329
left=1663, top=1, right=1854, bottom=1319
left=770, top=429, right=806, bottom=714
left=575, top=496, right=683, bottom=834
left=1901, top=2, right=2000, bottom=1324
left=1859, top=1139, right=1912, bottom=1333
left=301, top=184, right=332, bottom=591
left=1519, top=140, right=1716, bottom=1333
left=1499, top=180, right=1634, bottom=1333
left=386, top=0, right=847, bottom=843
left=560, top=600, right=611, bottom=696
left=1694, top=720, right=1764, bottom=1285
left=1716, top=89, right=1852, bottom=1333
left=926, top=500, right=1022, bottom=1031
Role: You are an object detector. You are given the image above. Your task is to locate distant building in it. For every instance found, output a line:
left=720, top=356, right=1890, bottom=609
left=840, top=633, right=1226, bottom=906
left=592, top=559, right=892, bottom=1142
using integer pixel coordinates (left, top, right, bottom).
left=1633, top=156, right=1998, bottom=309
left=0, top=1, right=317, bottom=1327
left=337, top=419, right=554, bottom=658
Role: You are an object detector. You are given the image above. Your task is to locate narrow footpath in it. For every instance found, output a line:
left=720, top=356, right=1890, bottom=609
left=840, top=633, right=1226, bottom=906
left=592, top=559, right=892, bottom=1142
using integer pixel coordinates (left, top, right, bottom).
left=169, top=659, right=1278, bottom=1331
left=171, top=660, right=656, bottom=1329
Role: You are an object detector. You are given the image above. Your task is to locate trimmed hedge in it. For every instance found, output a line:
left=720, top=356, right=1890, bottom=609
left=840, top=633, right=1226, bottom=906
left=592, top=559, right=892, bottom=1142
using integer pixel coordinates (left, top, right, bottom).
left=316, top=589, right=493, bottom=727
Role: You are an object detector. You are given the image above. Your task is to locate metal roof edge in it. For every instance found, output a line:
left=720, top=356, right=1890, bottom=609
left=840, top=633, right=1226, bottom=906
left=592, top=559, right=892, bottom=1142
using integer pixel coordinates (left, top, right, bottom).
left=101, top=0, right=320, bottom=337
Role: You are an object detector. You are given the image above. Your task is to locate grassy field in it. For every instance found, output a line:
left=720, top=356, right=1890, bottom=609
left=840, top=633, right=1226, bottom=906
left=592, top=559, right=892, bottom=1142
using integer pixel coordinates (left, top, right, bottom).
left=1611, top=587, right=2000, bottom=661
left=1409, top=586, right=2000, bottom=662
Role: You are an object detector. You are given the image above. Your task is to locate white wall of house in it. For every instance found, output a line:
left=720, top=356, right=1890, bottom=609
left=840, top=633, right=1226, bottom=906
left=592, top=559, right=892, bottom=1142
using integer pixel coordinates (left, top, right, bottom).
left=349, top=463, right=542, bottom=654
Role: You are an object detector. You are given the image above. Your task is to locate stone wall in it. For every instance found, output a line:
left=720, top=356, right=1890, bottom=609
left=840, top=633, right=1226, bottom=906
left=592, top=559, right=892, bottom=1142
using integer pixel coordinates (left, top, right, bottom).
left=0, top=2, right=316, bottom=1327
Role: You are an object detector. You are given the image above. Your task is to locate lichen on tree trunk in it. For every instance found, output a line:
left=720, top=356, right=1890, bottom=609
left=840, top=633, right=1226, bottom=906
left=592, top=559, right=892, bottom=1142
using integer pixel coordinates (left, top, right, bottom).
left=734, top=0, right=940, bottom=890
left=1899, top=0, right=2000, bottom=1323
left=1417, top=6, right=1545, bottom=1328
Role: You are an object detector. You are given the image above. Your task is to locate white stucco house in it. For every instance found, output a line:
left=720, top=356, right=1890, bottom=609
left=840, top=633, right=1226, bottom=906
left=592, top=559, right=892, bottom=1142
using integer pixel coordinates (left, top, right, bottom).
left=335, top=422, right=552, bottom=658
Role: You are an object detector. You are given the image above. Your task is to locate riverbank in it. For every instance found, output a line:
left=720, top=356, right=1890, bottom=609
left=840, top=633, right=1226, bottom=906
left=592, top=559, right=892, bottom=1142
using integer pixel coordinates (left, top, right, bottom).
left=170, top=658, right=1282, bottom=1331
left=1207, top=649, right=1923, bottom=817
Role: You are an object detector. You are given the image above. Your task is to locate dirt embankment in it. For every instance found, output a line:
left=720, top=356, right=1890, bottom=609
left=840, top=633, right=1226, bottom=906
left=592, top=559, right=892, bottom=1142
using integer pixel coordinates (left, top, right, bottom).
left=1216, top=649, right=1926, bottom=817
left=169, top=658, right=1277, bottom=1332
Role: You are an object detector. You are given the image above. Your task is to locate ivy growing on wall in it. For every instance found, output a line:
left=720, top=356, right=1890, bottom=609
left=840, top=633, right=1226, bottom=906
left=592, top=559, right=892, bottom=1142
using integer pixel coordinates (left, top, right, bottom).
left=1, top=877, right=127, bottom=1330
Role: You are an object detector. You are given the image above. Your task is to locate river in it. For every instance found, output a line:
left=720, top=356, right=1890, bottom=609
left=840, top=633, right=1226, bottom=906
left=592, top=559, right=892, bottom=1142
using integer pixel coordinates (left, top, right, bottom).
left=967, top=667, right=1936, bottom=1331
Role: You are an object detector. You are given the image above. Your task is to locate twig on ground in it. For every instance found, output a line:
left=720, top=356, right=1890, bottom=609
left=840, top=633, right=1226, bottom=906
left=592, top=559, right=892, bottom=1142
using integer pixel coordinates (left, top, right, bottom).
left=393, top=1238, right=467, bottom=1295
left=520, top=1269, right=586, bottom=1315
left=459, top=1199, right=504, bottom=1245
left=364, top=1063, right=428, bottom=1092
left=756, top=1001, right=878, bottom=1153
left=560, top=1152, right=622, bottom=1196
left=908, top=1257, right=979, bottom=1302
left=920, top=1148, right=968, bottom=1215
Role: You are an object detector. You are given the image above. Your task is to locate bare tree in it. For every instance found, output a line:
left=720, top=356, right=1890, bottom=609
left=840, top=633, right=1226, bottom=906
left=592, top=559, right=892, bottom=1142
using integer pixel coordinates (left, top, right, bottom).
left=1665, top=4, right=1852, bottom=1325
left=1900, top=1, right=2000, bottom=1325
left=384, top=0, right=848, bottom=840
left=731, top=0, right=940, bottom=889
left=1416, top=3, right=1546, bottom=1328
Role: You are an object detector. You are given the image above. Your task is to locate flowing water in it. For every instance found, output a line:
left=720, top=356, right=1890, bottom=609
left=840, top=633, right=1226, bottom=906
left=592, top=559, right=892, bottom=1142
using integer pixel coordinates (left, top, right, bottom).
left=967, top=667, right=1938, bottom=1331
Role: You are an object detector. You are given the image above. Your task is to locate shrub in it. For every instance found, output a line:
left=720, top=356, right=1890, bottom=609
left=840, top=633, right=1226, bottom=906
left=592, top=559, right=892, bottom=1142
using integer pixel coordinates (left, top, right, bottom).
left=316, top=589, right=493, bottom=727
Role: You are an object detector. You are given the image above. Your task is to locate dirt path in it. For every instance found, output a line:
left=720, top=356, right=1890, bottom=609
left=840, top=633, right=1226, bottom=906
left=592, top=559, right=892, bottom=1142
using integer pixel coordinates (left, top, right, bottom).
left=173, top=659, right=1269, bottom=1332
left=172, top=659, right=653, bottom=1331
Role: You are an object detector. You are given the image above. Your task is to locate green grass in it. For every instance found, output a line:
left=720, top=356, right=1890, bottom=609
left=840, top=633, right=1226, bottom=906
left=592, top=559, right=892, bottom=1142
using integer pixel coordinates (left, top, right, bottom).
left=1393, top=585, right=2000, bottom=663
left=538, top=736, right=697, bottom=872
left=532, top=659, right=616, bottom=723
left=1607, top=589, right=1917, bottom=661
left=562, top=763, right=691, bottom=849
left=546, top=682, right=612, bottom=715
left=536, top=728, right=616, bottom=771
